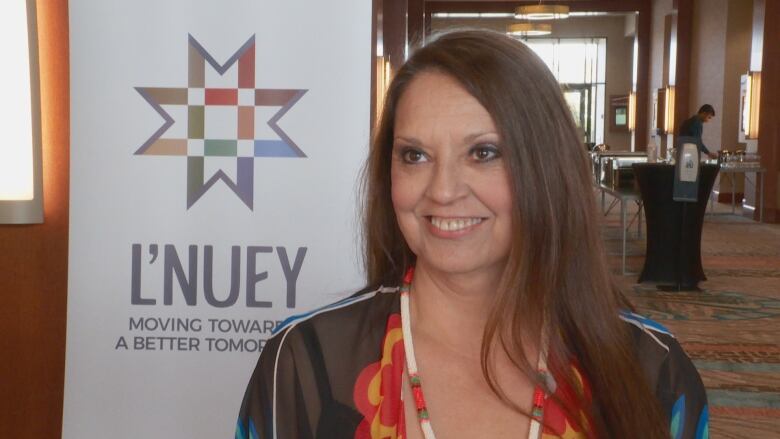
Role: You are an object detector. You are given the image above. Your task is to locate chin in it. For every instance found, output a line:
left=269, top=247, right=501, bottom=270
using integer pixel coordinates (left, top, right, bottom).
left=418, top=254, right=504, bottom=278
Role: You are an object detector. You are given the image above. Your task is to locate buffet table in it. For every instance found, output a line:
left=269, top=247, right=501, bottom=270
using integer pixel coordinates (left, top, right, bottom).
left=712, top=164, right=766, bottom=221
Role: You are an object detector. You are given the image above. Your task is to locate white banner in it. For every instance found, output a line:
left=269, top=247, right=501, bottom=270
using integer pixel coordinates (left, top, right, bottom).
left=64, top=1, right=370, bottom=437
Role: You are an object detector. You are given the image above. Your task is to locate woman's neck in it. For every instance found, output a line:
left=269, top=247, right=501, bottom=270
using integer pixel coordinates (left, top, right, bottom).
left=408, top=261, right=502, bottom=354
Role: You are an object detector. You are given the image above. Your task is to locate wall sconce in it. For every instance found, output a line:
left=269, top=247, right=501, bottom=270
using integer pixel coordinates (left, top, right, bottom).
left=0, top=0, right=43, bottom=224
left=664, top=85, right=675, bottom=135
left=742, top=71, right=761, bottom=139
left=628, top=91, right=637, bottom=132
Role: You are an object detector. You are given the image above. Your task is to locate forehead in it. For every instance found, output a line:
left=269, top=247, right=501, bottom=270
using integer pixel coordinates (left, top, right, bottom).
left=394, top=71, right=497, bottom=139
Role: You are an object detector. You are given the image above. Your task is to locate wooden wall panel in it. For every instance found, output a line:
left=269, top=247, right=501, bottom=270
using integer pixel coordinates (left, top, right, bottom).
left=673, top=0, right=694, bottom=134
left=634, top=0, right=652, bottom=151
left=0, top=0, right=69, bottom=437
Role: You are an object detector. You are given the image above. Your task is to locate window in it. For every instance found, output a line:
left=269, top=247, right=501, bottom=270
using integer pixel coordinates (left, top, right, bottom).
left=521, top=37, right=607, bottom=146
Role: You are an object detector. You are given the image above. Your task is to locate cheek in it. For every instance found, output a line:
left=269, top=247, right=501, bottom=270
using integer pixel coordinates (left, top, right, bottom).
left=479, top=169, right=514, bottom=216
left=480, top=171, right=515, bottom=244
left=390, top=167, right=405, bottom=212
left=390, top=165, right=418, bottom=214
left=495, top=182, right=515, bottom=217
left=390, top=166, right=424, bottom=250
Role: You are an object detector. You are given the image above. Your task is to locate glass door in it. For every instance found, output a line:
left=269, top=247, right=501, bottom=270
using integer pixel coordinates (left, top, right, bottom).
left=563, top=84, right=592, bottom=148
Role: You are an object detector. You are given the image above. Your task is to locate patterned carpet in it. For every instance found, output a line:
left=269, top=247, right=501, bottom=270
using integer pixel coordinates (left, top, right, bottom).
left=601, top=197, right=780, bottom=438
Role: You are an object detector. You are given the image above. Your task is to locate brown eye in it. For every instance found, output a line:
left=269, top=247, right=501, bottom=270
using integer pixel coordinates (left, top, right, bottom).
left=470, top=144, right=501, bottom=162
left=401, top=148, right=428, bottom=163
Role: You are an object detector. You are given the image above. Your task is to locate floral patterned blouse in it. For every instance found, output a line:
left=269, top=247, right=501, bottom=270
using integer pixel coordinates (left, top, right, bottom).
left=236, top=286, right=709, bottom=439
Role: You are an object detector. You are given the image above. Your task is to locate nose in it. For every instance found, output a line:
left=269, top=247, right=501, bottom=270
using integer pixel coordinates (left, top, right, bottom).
left=425, top=158, right=467, bottom=204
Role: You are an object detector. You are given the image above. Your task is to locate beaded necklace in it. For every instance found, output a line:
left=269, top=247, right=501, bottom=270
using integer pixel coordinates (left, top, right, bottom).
left=399, top=267, right=548, bottom=439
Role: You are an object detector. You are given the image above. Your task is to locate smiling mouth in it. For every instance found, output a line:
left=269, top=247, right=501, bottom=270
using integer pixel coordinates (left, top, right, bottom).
left=428, top=216, right=485, bottom=232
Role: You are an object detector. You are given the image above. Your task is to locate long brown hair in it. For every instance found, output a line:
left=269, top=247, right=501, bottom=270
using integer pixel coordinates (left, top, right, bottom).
left=362, top=29, right=667, bottom=438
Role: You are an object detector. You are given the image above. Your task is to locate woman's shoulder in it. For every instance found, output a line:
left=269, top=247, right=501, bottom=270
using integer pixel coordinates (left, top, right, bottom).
left=273, top=284, right=400, bottom=334
left=619, top=311, right=709, bottom=439
left=246, top=283, right=402, bottom=394
left=238, top=285, right=403, bottom=438
left=619, top=310, right=700, bottom=382
left=619, top=310, right=676, bottom=351
left=619, top=310, right=689, bottom=365
left=260, top=284, right=401, bottom=357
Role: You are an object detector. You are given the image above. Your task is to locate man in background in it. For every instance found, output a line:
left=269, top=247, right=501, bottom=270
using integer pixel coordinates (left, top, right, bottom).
left=679, top=104, right=718, bottom=159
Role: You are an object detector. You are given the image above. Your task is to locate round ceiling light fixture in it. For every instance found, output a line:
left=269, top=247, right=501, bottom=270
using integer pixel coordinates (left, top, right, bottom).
left=515, top=4, right=570, bottom=20
left=507, top=22, right=553, bottom=36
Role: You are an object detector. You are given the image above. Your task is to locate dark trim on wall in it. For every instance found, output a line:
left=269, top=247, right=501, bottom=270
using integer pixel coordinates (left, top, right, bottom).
left=755, top=0, right=779, bottom=222
left=409, top=0, right=426, bottom=45
left=427, top=1, right=645, bottom=14
left=425, top=9, right=433, bottom=36
left=384, top=0, right=408, bottom=71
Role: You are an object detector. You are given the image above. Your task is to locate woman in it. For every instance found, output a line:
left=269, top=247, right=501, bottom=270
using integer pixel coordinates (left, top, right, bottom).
left=236, top=30, right=707, bottom=439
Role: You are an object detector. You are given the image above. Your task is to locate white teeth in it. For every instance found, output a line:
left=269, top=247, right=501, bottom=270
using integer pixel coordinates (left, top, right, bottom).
left=430, top=217, right=483, bottom=232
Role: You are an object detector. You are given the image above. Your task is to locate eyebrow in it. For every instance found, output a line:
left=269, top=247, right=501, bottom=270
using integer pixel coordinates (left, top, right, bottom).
left=393, top=131, right=500, bottom=147
left=392, top=136, right=421, bottom=147
left=463, top=131, right=500, bottom=142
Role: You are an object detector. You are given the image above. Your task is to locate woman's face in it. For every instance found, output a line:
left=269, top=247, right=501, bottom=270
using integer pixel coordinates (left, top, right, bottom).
left=391, top=71, right=513, bottom=280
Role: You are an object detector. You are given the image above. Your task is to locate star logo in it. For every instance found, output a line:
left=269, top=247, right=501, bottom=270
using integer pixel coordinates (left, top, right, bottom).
left=135, top=34, right=306, bottom=210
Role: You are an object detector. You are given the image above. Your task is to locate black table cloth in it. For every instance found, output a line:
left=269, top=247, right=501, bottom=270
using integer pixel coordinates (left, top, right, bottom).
left=632, top=163, right=719, bottom=289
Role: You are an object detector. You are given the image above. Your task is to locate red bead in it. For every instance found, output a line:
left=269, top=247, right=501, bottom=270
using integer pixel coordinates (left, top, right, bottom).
left=412, top=386, right=427, bottom=409
left=403, top=267, right=415, bottom=284
left=533, top=387, right=545, bottom=407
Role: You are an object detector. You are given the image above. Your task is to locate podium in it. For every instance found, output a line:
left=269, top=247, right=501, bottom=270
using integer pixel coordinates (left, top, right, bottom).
left=632, top=163, right=719, bottom=289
